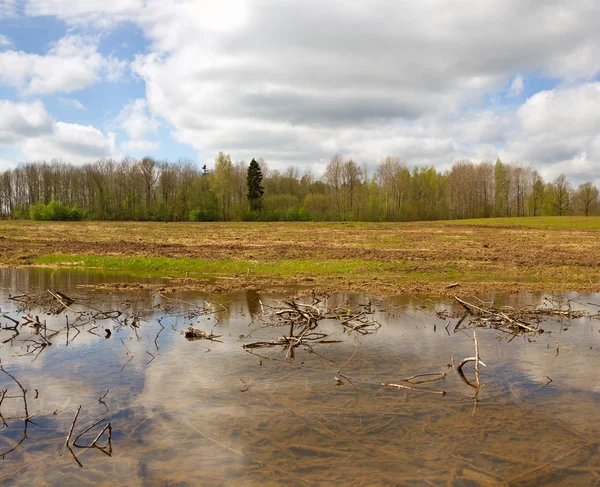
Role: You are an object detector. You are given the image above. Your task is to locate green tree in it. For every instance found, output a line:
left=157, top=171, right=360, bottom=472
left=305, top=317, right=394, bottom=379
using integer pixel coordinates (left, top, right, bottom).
left=211, top=152, right=233, bottom=220
left=247, top=159, right=264, bottom=212
left=574, top=182, right=599, bottom=216
left=494, top=159, right=509, bottom=217
left=551, top=174, right=571, bottom=216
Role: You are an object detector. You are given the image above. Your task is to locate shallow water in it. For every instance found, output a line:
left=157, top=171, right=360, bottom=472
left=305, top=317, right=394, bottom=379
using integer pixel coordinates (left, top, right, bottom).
left=1, top=269, right=600, bottom=486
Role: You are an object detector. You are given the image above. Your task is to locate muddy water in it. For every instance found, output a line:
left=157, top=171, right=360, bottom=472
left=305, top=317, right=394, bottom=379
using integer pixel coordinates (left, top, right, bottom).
left=1, top=269, right=600, bottom=486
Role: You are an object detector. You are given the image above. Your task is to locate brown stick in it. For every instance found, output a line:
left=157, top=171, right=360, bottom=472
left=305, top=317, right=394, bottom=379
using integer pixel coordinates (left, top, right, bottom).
left=455, top=296, right=538, bottom=333
left=380, top=382, right=446, bottom=396
left=474, top=331, right=480, bottom=389
left=65, top=406, right=81, bottom=445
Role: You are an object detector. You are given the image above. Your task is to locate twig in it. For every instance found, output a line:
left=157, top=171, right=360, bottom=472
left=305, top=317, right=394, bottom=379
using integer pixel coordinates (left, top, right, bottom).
left=380, top=382, right=446, bottom=396
left=456, top=357, right=487, bottom=372
left=474, top=331, right=480, bottom=389
left=404, top=373, right=446, bottom=384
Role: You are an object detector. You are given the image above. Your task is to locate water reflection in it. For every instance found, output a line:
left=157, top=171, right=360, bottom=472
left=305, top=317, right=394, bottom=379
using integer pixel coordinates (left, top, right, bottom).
left=0, top=269, right=599, bottom=486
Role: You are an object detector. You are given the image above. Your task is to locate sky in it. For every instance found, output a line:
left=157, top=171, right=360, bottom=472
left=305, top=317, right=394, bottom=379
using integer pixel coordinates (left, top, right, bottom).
left=1, top=0, right=600, bottom=185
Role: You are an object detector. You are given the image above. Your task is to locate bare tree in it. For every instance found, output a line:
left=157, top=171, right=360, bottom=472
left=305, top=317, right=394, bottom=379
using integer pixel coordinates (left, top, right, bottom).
left=574, top=182, right=599, bottom=216
left=551, top=174, right=571, bottom=216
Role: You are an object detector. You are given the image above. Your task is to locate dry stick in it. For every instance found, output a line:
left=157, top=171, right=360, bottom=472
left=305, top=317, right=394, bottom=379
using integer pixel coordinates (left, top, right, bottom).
left=98, top=388, right=109, bottom=412
left=456, top=356, right=487, bottom=373
left=0, top=365, right=29, bottom=420
left=0, top=389, right=8, bottom=427
left=455, top=296, right=538, bottom=333
left=337, top=337, right=359, bottom=375
left=73, top=418, right=105, bottom=446
left=453, top=312, right=468, bottom=332
left=474, top=331, right=480, bottom=389
left=120, top=355, right=134, bottom=372
left=90, top=422, right=111, bottom=448
left=380, top=382, right=446, bottom=396
left=2, top=314, right=20, bottom=326
left=47, top=289, right=77, bottom=314
left=146, top=351, right=156, bottom=364
left=404, top=372, right=446, bottom=384
left=64, top=406, right=81, bottom=446
left=154, top=319, right=165, bottom=351
left=120, top=338, right=132, bottom=355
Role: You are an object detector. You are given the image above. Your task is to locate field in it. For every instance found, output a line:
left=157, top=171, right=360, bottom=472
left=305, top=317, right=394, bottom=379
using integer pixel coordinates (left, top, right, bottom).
left=1, top=217, right=600, bottom=295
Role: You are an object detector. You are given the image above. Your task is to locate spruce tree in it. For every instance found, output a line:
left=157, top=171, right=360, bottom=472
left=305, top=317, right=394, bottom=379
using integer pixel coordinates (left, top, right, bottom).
left=247, top=158, right=264, bottom=212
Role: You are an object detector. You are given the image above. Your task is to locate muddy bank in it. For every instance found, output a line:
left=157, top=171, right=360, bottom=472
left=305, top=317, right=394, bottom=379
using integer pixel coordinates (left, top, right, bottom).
left=1, top=220, right=600, bottom=296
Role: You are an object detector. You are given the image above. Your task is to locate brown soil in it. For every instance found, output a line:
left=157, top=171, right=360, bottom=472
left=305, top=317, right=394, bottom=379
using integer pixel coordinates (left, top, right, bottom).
left=1, top=220, right=599, bottom=296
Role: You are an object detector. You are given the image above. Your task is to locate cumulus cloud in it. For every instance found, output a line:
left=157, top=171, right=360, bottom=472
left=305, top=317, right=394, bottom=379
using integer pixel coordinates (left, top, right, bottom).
left=0, top=34, right=126, bottom=95
left=21, top=122, right=119, bottom=162
left=500, top=82, right=600, bottom=184
left=58, top=97, right=86, bottom=110
left=115, top=98, right=160, bottom=153
left=0, top=99, right=119, bottom=164
left=0, top=0, right=17, bottom=19
left=13, top=1, right=600, bottom=184
left=0, top=99, right=54, bottom=143
left=508, top=75, right=524, bottom=97
left=0, top=34, right=12, bottom=48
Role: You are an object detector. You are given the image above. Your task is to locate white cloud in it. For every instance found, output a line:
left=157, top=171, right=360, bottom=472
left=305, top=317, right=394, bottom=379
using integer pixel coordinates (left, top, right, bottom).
left=0, top=0, right=17, bottom=19
left=14, top=1, right=600, bottom=185
left=58, top=97, right=86, bottom=110
left=500, top=83, right=600, bottom=185
left=121, top=139, right=160, bottom=152
left=0, top=99, right=119, bottom=163
left=0, top=99, right=54, bottom=144
left=518, top=83, right=600, bottom=137
left=0, top=158, right=17, bottom=170
left=21, top=122, right=119, bottom=162
left=508, top=75, right=524, bottom=97
left=115, top=98, right=160, bottom=153
left=0, top=34, right=126, bottom=95
left=0, top=34, right=12, bottom=48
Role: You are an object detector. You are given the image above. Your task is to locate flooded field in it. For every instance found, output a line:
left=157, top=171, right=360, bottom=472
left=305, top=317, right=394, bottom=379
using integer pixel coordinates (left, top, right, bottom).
left=1, top=269, right=600, bottom=486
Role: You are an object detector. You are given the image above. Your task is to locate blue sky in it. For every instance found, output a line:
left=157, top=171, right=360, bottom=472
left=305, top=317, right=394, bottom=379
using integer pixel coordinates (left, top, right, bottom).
left=1, top=1, right=600, bottom=185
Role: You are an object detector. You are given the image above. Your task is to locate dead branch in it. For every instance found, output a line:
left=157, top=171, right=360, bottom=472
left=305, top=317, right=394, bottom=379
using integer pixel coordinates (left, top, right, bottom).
left=380, top=382, right=446, bottom=396
left=404, top=373, right=447, bottom=384
left=454, top=296, right=542, bottom=334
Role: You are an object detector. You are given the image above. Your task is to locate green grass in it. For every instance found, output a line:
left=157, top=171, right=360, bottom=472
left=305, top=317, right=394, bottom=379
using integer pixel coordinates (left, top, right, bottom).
left=447, top=216, right=600, bottom=229
left=34, top=254, right=402, bottom=278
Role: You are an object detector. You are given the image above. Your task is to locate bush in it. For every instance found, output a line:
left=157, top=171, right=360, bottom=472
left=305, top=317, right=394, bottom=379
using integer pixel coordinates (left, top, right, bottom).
left=29, top=201, right=84, bottom=221
left=189, top=207, right=219, bottom=222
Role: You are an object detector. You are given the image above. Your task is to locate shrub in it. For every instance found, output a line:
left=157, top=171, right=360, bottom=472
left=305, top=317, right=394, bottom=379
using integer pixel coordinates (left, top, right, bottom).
left=29, top=201, right=84, bottom=221
left=189, top=207, right=219, bottom=222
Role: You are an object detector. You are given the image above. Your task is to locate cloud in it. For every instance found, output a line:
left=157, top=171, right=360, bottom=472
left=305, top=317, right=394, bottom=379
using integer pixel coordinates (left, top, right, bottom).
left=121, top=139, right=160, bottom=152
left=0, top=34, right=126, bottom=95
left=501, top=83, right=600, bottom=184
left=0, top=34, right=12, bottom=48
left=508, top=75, right=524, bottom=97
left=21, top=122, right=119, bottom=162
left=0, top=99, right=54, bottom=144
left=0, top=99, right=119, bottom=163
left=115, top=98, right=160, bottom=153
left=0, top=0, right=17, bottom=19
left=58, top=97, right=86, bottom=110
left=518, top=83, right=600, bottom=137
left=14, top=1, right=600, bottom=185
left=0, top=158, right=17, bottom=170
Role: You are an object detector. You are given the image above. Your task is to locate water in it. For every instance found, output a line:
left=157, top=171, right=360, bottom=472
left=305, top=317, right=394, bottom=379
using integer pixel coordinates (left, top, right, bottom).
left=1, top=269, right=600, bottom=486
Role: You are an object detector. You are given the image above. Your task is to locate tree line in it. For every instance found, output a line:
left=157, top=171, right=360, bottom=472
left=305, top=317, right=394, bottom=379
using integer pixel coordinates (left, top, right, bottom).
left=0, top=153, right=598, bottom=222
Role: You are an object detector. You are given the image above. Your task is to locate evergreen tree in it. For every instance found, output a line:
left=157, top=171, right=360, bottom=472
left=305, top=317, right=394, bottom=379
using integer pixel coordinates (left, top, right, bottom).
left=247, top=158, right=264, bottom=212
